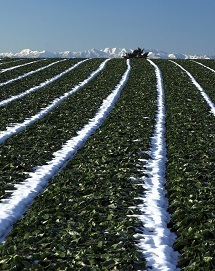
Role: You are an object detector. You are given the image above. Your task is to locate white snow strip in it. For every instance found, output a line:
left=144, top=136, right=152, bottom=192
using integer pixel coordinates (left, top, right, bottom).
left=0, top=59, right=41, bottom=73
left=170, top=60, right=215, bottom=116
left=0, top=59, right=110, bottom=144
left=134, top=59, right=179, bottom=271
left=0, top=59, right=130, bottom=243
left=0, top=59, right=66, bottom=87
left=0, top=59, right=89, bottom=107
left=191, top=60, right=215, bottom=73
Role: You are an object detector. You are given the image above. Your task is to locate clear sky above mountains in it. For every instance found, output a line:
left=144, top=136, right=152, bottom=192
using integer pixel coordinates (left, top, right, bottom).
left=1, top=0, right=214, bottom=55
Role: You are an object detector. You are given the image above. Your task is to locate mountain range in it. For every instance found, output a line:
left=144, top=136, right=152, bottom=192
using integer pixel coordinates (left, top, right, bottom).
left=0, top=48, right=214, bottom=59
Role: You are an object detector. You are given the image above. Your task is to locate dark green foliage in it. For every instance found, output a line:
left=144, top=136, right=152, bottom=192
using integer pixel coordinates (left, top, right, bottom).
left=0, top=59, right=127, bottom=196
left=154, top=59, right=215, bottom=271
left=173, top=59, right=215, bottom=102
left=0, top=58, right=214, bottom=270
left=0, top=58, right=156, bottom=270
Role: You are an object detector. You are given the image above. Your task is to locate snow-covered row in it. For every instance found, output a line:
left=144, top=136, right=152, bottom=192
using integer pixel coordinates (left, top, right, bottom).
left=0, top=59, right=109, bottom=143
left=0, top=59, right=131, bottom=242
left=0, top=59, right=89, bottom=107
left=191, top=60, right=215, bottom=72
left=0, top=59, right=66, bottom=87
left=0, top=59, right=41, bottom=73
left=170, top=60, right=215, bottom=116
left=134, top=59, right=179, bottom=271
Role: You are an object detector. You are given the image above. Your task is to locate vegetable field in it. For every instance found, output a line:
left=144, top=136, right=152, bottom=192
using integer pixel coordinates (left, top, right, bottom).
left=0, top=57, right=214, bottom=271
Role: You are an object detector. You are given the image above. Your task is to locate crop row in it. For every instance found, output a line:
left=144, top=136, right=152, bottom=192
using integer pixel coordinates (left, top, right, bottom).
left=0, top=58, right=106, bottom=130
left=172, top=60, right=215, bottom=102
left=0, top=58, right=85, bottom=100
left=0, top=58, right=156, bottom=270
left=154, top=59, right=214, bottom=271
left=0, top=59, right=41, bottom=76
left=0, top=59, right=127, bottom=198
left=0, top=58, right=214, bottom=270
left=193, top=59, right=215, bottom=70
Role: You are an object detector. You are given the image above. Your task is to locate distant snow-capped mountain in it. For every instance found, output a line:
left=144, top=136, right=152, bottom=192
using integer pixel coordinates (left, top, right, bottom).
left=0, top=48, right=214, bottom=59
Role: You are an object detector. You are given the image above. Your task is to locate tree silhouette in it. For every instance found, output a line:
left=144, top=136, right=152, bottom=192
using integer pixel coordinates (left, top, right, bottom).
left=123, top=47, right=149, bottom=59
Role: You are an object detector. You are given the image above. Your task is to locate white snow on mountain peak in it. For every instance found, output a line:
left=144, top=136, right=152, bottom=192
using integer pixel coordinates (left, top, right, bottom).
left=0, top=48, right=214, bottom=59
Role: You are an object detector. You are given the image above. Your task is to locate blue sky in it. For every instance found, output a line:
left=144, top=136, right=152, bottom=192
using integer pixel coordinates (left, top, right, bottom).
left=1, top=0, right=214, bottom=55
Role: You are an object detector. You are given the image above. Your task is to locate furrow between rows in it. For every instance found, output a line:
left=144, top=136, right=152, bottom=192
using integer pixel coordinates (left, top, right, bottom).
left=191, top=60, right=215, bottom=73
left=155, top=59, right=214, bottom=270
left=0, top=59, right=109, bottom=143
left=0, top=59, right=66, bottom=87
left=170, top=60, right=215, bottom=114
left=0, top=59, right=213, bottom=270
left=0, top=59, right=131, bottom=243
left=0, top=59, right=88, bottom=106
left=0, top=59, right=28, bottom=67
left=0, top=58, right=156, bottom=270
left=0, top=58, right=127, bottom=200
left=0, top=59, right=41, bottom=73
left=134, top=60, right=179, bottom=271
